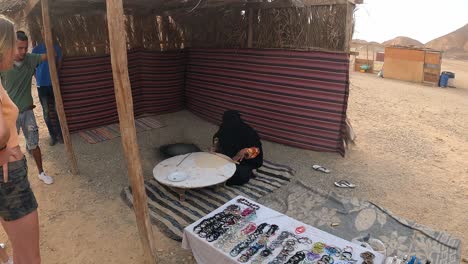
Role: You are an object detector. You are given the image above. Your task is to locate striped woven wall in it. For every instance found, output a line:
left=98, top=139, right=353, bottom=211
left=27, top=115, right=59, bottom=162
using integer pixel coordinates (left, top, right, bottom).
left=58, top=50, right=185, bottom=132
left=58, top=48, right=349, bottom=154
left=185, top=48, right=350, bottom=154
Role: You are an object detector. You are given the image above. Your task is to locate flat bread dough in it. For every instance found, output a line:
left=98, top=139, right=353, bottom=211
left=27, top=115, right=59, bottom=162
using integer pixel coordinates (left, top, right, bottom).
left=194, top=154, right=228, bottom=168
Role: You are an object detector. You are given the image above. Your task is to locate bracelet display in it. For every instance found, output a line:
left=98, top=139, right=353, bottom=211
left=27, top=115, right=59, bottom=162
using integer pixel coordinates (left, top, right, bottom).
left=192, top=199, right=377, bottom=264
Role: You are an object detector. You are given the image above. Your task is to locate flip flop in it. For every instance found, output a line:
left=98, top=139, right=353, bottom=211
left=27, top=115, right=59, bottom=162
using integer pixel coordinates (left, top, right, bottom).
left=312, top=164, right=330, bottom=173
left=334, top=180, right=356, bottom=188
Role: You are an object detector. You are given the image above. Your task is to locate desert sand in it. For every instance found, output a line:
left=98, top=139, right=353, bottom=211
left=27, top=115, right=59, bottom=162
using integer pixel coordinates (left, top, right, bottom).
left=0, top=59, right=467, bottom=263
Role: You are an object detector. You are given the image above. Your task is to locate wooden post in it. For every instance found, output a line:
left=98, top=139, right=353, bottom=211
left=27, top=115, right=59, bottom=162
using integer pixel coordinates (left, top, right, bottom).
left=247, top=8, right=254, bottom=48
left=41, top=0, right=79, bottom=175
left=344, top=2, right=353, bottom=52
left=105, top=0, right=156, bottom=263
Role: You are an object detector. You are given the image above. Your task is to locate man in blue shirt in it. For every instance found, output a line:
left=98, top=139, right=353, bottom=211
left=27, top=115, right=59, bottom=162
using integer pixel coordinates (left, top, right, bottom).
left=32, top=30, right=63, bottom=146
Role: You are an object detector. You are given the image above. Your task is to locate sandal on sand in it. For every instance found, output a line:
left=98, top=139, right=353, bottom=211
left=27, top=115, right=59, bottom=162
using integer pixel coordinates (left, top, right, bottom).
left=312, top=164, right=330, bottom=173
left=334, top=180, right=356, bottom=188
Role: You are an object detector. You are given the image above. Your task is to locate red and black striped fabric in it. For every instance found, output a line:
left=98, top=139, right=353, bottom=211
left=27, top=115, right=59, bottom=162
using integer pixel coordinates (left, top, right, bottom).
left=185, top=48, right=350, bottom=154
left=58, top=50, right=185, bottom=132
left=58, top=48, right=349, bottom=154
left=137, top=51, right=186, bottom=115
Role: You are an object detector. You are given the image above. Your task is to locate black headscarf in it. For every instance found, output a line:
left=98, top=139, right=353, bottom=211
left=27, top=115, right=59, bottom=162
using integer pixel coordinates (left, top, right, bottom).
left=214, top=110, right=263, bottom=168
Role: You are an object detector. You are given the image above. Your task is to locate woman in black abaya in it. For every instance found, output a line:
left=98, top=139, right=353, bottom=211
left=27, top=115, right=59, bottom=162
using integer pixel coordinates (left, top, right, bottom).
left=212, top=110, right=263, bottom=186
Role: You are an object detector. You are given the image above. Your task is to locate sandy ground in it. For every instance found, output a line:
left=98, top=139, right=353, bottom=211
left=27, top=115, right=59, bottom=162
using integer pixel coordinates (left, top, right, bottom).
left=0, top=59, right=467, bottom=263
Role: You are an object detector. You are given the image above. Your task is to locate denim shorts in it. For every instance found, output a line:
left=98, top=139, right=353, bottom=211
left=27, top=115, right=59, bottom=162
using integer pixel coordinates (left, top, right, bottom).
left=16, top=109, right=40, bottom=150
left=0, top=157, right=38, bottom=221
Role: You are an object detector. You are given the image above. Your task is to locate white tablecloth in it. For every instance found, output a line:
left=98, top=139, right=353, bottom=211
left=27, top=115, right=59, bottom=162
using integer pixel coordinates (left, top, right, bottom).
left=182, top=196, right=385, bottom=264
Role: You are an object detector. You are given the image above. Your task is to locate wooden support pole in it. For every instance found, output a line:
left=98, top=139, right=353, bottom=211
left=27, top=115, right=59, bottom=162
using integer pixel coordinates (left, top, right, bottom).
left=247, top=8, right=254, bottom=48
left=344, top=2, right=354, bottom=52
left=41, top=0, right=79, bottom=175
left=105, top=0, right=156, bottom=263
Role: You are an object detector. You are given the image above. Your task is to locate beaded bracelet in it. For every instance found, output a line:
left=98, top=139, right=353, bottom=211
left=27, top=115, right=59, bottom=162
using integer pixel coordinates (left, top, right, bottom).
left=266, top=229, right=315, bottom=264
left=201, top=213, right=241, bottom=241
left=208, top=214, right=243, bottom=242
left=319, top=254, right=335, bottom=264
left=302, top=252, right=321, bottom=264
left=237, top=198, right=260, bottom=210
left=285, top=250, right=307, bottom=264
left=225, top=204, right=241, bottom=214
left=214, top=221, right=256, bottom=250
left=237, top=224, right=279, bottom=263
left=312, top=242, right=327, bottom=254
left=324, top=245, right=342, bottom=257
left=361, top=251, right=375, bottom=264
left=237, top=242, right=265, bottom=263
left=267, top=239, right=297, bottom=264
left=194, top=205, right=243, bottom=241
left=230, top=223, right=268, bottom=257
left=339, top=246, right=354, bottom=261
left=214, top=208, right=257, bottom=251
left=289, top=232, right=313, bottom=245
left=250, top=231, right=290, bottom=264
left=193, top=212, right=225, bottom=235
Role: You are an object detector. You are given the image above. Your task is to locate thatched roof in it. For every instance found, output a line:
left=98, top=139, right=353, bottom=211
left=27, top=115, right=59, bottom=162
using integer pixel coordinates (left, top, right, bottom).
left=0, top=0, right=24, bottom=14
left=1, top=0, right=361, bottom=16
left=3, top=0, right=360, bottom=55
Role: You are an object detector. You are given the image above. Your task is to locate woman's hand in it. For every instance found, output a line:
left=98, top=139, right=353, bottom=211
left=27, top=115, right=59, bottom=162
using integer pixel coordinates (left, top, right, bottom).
left=0, top=148, right=22, bottom=183
left=233, top=149, right=249, bottom=162
left=233, top=147, right=261, bottom=162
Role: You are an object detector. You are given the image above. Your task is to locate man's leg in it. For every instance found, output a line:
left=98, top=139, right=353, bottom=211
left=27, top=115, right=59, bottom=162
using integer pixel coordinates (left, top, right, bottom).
left=31, top=148, right=43, bottom=174
left=37, top=86, right=57, bottom=145
left=49, top=87, right=63, bottom=142
left=22, top=110, right=53, bottom=185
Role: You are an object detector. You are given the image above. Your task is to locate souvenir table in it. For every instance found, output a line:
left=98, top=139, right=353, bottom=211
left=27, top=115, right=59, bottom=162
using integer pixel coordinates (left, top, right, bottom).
left=182, top=196, right=385, bottom=264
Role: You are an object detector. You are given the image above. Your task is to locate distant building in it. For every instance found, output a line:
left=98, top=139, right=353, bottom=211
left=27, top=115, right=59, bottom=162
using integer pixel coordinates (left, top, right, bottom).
left=384, top=46, right=442, bottom=84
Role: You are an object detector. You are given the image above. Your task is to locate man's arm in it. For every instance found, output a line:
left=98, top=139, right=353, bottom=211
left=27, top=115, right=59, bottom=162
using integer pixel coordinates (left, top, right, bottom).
left=31, top=43, right=51, bottom=62
left=40, top=45, right=61, bottom=63
left=31, top=46, right=39, bottom=79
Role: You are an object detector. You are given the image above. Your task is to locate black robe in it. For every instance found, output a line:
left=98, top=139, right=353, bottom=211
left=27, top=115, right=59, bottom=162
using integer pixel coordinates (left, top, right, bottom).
left=213, top=110, right=263, bottom=185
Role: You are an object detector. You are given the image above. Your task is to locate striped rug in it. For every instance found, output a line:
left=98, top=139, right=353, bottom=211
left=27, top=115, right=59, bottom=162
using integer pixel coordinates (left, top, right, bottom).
left=121, top=160, right=294, bottom=241
left=78, top=116, right=166, bottom=144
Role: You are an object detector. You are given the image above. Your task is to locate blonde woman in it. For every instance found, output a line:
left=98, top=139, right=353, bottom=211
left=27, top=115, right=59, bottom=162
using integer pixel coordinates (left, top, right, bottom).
left=0, top=16, right=41, bottom=264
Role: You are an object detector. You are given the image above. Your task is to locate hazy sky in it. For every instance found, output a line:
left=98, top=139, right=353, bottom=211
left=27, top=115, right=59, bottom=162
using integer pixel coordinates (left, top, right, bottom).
left=354, top=0, right=468, bottom=44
